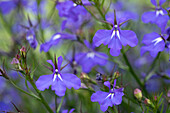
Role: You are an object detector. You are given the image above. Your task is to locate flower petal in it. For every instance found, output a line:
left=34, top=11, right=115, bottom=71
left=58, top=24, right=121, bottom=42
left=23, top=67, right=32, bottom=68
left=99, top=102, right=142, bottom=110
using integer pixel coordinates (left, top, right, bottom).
left=104, top=81, right=111, bottom=89
left=159, top=0, right=166, bottom=5
left=151, top=0, right=157, bottom=6
left=91, top=91, right=109, bottom=103
left=51, top=80, right=66, bottom=96
left=109, top=38, right=122, bottom=56
left=47, top=60, right=55, bottom=72
left=62, top=73, right=81, bottom=89
left=93, top=30, right=112, bottom=47
left=58, top=56, right=63, bottom=72
left=111, top=91, right=124, bottom=105
left=35, top=74, right=53, bottom=91
left=142, top=32, right=160, bottom=45
left=120, top=30, right=138, bottom=47
left=141, top=11, right=156, bottom=23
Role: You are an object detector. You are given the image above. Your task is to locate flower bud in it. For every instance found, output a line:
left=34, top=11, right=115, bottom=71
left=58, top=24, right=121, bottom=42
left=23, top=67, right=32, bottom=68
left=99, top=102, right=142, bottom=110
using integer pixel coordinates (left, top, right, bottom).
left=113, top=71, right=120, bottom=79
left=20, top=46, right=26, bottom=57
left=134, top=88, right=142, bottom=101
left=144, top=98, right=151, bottom=105
left=80, top=72, right=90, bottom=79
left=11, top=58, right=22, bottom=70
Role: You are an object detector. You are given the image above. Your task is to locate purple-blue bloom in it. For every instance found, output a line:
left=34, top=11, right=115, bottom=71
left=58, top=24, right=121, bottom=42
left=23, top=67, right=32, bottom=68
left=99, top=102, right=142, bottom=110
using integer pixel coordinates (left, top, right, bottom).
left=141, top=0, right=169, bottom=31
left=0, top=0, right=27, bottom=14
left=26, top=28, right=38, bottom=49
left=75, top=40, right=108, bottom=73
left=91, top=80, right=124, bottom=112
left=93, top=12, right=138, bottom=56
left=56, top=1, right=87, bottom=21
left=35, top=56, right=81, bottom=96
left=141, top=32, right=168, bottom=57
left=40, top=33, right=77, bottom=52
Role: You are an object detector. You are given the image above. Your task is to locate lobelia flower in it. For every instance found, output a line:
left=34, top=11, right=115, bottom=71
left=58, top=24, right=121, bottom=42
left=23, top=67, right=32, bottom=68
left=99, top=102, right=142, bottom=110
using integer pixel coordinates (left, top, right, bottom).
left=141, top=32, right=168, bottom=57
left=75, top=40, right=108, bottom=73
left=141, top=0, right=169, bottom=31
left=56, top=1, right=87, bottom=21
left=0, top=0, right=27, bottom=14
left=93, top=10, right=138, bottom=56
left=35, top=56, right=81, bottom=96
left=91, top=80, right=124, bottom=112
left=26, top=27, right=38, bottom=49
left=40, top=33, right=77, bottom=52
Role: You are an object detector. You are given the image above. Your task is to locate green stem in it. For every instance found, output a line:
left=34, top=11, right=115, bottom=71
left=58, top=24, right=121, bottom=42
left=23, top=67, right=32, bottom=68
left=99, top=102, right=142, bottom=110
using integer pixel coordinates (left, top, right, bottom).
left=29, top=79, right=54, bottom=113
left=121, top=49, right=148, bottom=95
left=56, top=95, right=65, bottom=113
left=9, top=79, right=41, bottom=101
left=144, top=52, right=161, bottom=83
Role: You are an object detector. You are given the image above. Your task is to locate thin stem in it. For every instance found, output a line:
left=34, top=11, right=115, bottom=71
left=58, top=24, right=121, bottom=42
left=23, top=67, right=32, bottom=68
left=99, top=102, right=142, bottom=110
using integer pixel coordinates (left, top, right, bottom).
left=121, top=49, right=148, bottom=95
left=9, top=79, right=41, bottom=101
left=144, top=52, right=161, bottom=83
left=56, top=95, right=65, bottom=113
left=29, top=79, right=54, bottom=113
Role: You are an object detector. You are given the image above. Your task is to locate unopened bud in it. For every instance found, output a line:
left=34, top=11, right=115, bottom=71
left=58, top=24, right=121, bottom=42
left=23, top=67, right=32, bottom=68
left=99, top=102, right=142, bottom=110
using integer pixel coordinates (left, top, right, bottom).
left=144, top=98, right=151, bottom=105
left=20, top=46, right=26, bottom=57
left=11, top=58, right=22, bottom=70
left=16, top=54, right=21, bottom=60
left=113, top=71, right=120, bottom=79
left=154, top=96, right=157, bottom=101
left=80, top=72, right=90, bottom=79
left=134, top=88, right=142, bottom=101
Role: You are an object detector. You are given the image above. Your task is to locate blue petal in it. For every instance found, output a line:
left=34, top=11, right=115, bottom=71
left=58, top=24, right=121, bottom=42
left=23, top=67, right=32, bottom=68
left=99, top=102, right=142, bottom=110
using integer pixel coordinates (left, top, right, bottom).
left=36, top=74, right=53, bottom=91
left=62, top=73, right=81, bottom=89
left=47, top=60, right=55, bottom=72
left=120, top=30, right=138, bottom=47
left=159, top=0, right=166, bottom=5
left=104, top=81, right=111, bottom=89
left=91, top=91, right=109, bottom=103
left=109, top=38, right=122, bottom=56
left=57, top=56, right=63, bottom=72
left=93, top=30, right=112, bottom=47
left=51, top=80, right=66, bottom=96
left=142, top=32, right=160, bottom=45
left=141, top=11, right=156, bottom=23
left=151, top=0, right=157, bottom=6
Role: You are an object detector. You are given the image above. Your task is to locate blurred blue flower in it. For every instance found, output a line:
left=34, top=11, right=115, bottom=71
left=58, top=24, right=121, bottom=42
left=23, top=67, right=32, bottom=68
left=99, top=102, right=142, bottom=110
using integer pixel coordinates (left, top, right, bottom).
left=141, top=0, right=169, bottom=31
left=91, top=80, right=124, bottom=112
left=62, top=108, right=75, bottom=113
left=0, top=0, right=27, bottom=14
left=36, top=56, right=81, bottom=96
left=141, top=32, right=168, bottom=57
left=75, top=40, right=108, bottom=73
left=40, top=33, right=77, bottom=52
left=26, top=27, right=38, bottom=49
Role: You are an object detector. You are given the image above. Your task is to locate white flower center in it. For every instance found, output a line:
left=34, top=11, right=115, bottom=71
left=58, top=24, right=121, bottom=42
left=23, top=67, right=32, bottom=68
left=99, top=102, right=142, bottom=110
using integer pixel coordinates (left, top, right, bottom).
left=53, top=34, right=61, bottom=40
left=105, top=93, right=115, bottom=100
left=27, top=35, right=34, bottom=40
left=87, top=52, right=95, bottom=58
left=53, top=69, right=63, bottom=82
left=156, top=10, right=164, bottom=16
left=152, top=37, right=163, bottom=46
left=111, top=25, right=120, bottom=39
left=73, top=3, right=77, bottom=7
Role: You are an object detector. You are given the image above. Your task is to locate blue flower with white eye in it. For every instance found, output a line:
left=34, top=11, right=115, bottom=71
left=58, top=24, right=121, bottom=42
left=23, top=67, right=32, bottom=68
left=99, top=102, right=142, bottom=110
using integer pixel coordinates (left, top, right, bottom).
left=36, top=56, right=81, bottom=96
left=91, top=80, right=124, bottom=112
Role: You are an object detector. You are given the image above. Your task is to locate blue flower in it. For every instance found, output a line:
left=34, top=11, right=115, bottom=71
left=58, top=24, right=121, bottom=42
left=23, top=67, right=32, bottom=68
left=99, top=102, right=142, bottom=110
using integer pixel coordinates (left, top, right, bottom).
left=93, top=11, right=138, bottom=56
left=40, top=33, right=77, bottom=52
left=75, top=40, right=108, bottom=73
left=0, top=0, right=27, bottom=14
left=36, top=56, right=81, bottom=96
left=141, top=32, right=168, bottom=57
left=26, top=28, right=38, bottom=49
left=141, top=0, right=169, bottom=31
left=91, top=80, right=124, bottom=112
